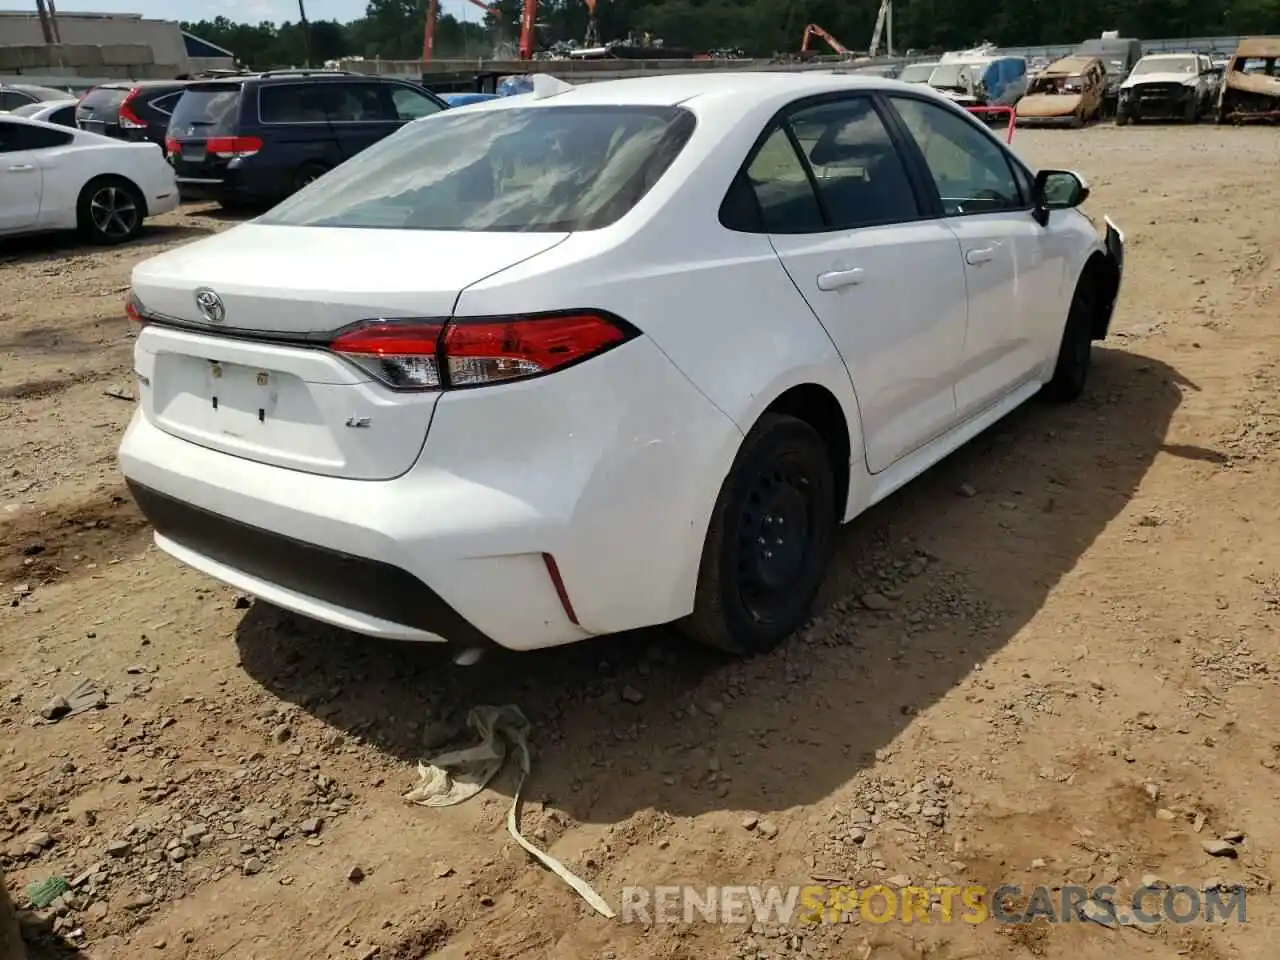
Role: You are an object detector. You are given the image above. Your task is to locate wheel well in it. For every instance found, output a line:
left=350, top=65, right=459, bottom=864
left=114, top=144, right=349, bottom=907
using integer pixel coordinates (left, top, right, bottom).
left=763, top=384, right=851, bottom=518
left=1081, top=250, right=1120, bottom=340
left=80, top=174, right=149, bottom=217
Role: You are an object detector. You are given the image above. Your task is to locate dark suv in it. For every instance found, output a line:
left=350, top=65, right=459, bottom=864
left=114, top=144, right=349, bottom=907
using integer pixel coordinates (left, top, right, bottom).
left=165, top=70, right=448, bottom=208
left=75, top=80, right=190, bottom=150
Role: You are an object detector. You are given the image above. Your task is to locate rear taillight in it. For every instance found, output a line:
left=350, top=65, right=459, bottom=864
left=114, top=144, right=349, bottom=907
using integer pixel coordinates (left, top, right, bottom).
left=119, top=87, right=146, bottom=129
left=164, top=136, right=179, bottom=156
left=125, top=291, right=148, bottom=327
left=206, top=135, right=263, bottom=158
left=328, top=312, right=635, bottom=391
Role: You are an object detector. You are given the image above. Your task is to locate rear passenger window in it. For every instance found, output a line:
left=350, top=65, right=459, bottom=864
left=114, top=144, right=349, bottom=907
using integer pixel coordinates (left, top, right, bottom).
left=786, top=99, right=920, bottom=229
left=150, top=92, right=182, bottom=116
left=321, top=83, right=388, bottom=122
left=259, top=84, right=328, bottom=123
left=743, top=127, right=824, bottom=233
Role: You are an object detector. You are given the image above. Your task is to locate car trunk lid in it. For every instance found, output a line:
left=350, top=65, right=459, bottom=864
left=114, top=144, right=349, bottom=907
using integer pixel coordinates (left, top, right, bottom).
left=131, top=225, right=568, bottom=480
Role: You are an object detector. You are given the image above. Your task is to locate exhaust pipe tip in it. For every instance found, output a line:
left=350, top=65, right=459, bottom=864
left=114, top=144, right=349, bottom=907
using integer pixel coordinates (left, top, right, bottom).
left=452, top=647, right=485, bottom=667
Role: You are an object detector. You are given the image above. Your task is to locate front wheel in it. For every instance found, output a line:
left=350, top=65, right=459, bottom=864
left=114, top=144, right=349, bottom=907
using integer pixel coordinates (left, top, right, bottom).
left=77, top=177, right=145, bottom=245
left=1041, top=280, right=1095, bottom=404
left=680, top=414, right=837, bottom=655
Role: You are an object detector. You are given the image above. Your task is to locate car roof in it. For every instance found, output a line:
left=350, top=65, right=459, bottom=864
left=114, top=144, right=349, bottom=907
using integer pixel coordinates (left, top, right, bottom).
left=1, top=83, right=71, bottom=100
left=1043, top=56, right=1098, bottom=73
left=470, top=71, right=888, bottom=109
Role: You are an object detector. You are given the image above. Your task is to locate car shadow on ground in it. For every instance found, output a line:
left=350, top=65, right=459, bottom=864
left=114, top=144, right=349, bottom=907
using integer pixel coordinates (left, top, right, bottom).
left=0, top=224, right=214, bottom=267
left=234, top=346, right=1194, bottom=824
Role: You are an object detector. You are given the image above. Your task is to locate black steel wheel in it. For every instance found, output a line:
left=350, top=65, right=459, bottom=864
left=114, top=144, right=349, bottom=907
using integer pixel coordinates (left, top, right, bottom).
left=681, top=413, right=837, bottom=655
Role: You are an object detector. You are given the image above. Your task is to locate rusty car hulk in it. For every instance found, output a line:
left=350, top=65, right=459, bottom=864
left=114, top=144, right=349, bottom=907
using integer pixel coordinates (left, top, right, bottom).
left=1016, top=56, right=1106, bottom=127
left=1215, top=37, right=1280, bottom=124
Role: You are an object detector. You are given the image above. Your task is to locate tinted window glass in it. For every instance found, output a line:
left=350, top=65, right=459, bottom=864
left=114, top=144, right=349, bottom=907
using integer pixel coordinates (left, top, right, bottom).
left=21, top=124, right=73, bottom=149
left=169, top=85, right=241, bottom=136
left=0, top=121, right=22, bottom=152
left=390, top=84, right=444, bottom=120
left=150, top=91, right=183, bottom=116
left=77, top=86, right=129, bottom=113
left=319, top=83, right=388, bottom=122
left=258, top=105, right=696, bottom=232
left=743, top=127, right=824, bottom=233
left=258, top=84, right=329, bottom=123
left=890, top=96, right=1024, bottom=216
left=49, top=104, right=76, bottom=127
left=786, top=99, right=919, bottom=228
left=0, top=90, right=36, bottom=109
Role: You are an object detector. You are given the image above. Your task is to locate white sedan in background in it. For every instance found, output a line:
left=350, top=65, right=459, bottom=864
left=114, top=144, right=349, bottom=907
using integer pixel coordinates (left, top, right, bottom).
left=0, top=113, right=178, bottom=244
left=9, top=97, right=79, bottom=127
left=118, top=73, right=1124, bottom=659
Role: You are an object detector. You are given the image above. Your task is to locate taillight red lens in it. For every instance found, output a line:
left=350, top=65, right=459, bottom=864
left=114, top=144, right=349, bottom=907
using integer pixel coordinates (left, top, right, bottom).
left=329, top=312, right=633, bottom=391
left=119, top=88, right=146, bottom=129
left=330, top=321, right=446, bottom=390
left=164, top=136, right=179, bottom=156
left=443, top=313, right=629, bottom=387
left=206, top=135, right=263, bottom=158
left=125, top=291, right=148, bottom=326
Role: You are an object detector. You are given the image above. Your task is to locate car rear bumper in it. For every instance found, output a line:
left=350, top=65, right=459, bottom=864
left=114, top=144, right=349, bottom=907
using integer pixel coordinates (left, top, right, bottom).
left=118, top=336, right=743, bottom=650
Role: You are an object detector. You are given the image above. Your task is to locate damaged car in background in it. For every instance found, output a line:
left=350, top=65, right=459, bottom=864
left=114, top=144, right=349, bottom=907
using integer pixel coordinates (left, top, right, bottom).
left=1016, top=55, right=1106, bottom=127
left=1117, top=52, right=1220, bottom=124
left=1215, top=37, right=1280, bottom=124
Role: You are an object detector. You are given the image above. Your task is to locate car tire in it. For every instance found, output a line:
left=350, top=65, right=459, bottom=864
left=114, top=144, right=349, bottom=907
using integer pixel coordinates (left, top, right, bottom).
left=1115, top=110, right=1129, bottom=126
left=1041, top=277, right=1095, bottom=404
left=76, top=176, right=145, bottom=245
left=1185, top=98, right=1199, bottom=123
left=292, top=162, right=329, bottom=193
left=680, top=413, right=837, bottom=656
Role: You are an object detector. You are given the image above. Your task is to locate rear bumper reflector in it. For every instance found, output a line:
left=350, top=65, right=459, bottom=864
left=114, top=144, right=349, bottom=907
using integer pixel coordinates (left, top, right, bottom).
left=541, top=552, right=580, bottom=625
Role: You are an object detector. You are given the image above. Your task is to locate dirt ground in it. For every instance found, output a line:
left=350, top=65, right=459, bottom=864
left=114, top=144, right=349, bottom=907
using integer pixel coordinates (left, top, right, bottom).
left=2, top=125, right=1278, bottom=960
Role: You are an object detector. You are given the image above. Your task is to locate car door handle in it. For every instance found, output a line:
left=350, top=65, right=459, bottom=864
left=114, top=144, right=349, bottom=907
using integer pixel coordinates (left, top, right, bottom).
left=965, top=247, right=997, bottom=265
left=816, top=267, right=866, bottom=291
left=6, top=164, right=35, bottom=172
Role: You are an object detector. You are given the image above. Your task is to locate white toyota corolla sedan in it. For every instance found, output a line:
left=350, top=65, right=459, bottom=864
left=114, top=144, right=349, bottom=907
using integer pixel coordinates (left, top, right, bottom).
left=118, top=72, right=1124, bottom=659
left=0, top=113, right=178, bottom=244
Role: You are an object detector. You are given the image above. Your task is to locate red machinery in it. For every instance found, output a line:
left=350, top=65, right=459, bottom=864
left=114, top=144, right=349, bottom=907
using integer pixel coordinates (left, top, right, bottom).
left=800, top=23, right=849, bottom=57
left=423, top=0, right=543, bottom=61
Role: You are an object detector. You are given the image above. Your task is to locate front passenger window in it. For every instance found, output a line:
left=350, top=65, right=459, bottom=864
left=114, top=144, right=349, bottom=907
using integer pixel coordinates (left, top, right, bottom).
left=889, top=96, right=1024, bottom=216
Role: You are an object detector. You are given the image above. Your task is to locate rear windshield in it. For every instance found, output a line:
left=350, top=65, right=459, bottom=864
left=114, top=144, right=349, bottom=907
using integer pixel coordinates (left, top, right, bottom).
left=168, top=84, right=242, bottom=136
left=77, top=86, right=129, bottom=112
left=257, top=105, right=697, bottom=233
left=1131, top=57, right=1196, bottom=76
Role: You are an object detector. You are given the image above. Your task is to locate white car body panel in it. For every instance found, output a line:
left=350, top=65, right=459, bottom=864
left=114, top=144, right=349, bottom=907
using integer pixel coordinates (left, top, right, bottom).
left=0, top=115, right=178, bottom=237
left=118, top=72, right=1124, bottom=651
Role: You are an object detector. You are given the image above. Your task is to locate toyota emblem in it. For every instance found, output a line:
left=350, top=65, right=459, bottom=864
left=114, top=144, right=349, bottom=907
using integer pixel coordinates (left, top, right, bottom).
left=194, top=288, right=225, bottom=324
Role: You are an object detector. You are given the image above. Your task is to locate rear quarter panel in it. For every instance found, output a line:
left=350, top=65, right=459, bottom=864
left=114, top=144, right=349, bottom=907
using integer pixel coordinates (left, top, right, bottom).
left=455, top=87, right=868, bottom=587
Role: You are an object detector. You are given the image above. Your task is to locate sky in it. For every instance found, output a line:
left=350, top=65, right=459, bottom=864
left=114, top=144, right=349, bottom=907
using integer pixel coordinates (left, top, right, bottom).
left=39, top=1, right=475, bottom=25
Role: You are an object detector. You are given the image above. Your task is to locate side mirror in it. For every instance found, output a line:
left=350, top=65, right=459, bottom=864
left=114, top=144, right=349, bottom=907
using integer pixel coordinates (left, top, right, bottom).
left=1032, top=169, right=1090, bottom=225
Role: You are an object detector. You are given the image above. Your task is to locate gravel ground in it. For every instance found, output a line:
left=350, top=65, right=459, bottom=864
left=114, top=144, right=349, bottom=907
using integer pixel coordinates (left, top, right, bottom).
left=1, top=125, right=1278, bottom=960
